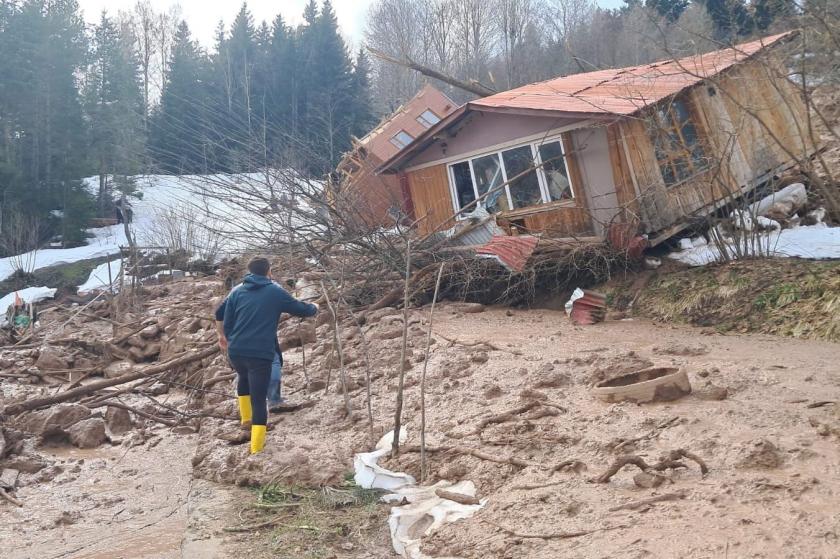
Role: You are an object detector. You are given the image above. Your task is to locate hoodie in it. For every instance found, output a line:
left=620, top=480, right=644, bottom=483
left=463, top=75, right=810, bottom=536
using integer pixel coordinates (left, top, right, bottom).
left=220, top=274, right=317, bottom=362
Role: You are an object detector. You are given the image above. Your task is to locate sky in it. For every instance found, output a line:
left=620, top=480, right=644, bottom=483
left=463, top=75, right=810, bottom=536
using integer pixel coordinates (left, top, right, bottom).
left=77, top=0, right=627, bottom=50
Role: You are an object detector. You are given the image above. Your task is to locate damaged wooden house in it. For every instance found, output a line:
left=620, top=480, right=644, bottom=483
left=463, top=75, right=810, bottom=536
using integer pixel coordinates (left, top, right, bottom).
left=372, top=31, right=814, bottom=250
left=333, top=84, right=457, bottom=227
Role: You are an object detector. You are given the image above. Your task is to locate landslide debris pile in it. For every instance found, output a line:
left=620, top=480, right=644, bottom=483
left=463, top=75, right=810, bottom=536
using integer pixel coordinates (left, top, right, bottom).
left=0, top=271, right=493, bottom=498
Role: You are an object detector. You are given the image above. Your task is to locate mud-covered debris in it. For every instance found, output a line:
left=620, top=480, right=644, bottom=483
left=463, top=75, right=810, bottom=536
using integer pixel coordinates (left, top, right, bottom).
left=67, top=418, right=108, bottom=449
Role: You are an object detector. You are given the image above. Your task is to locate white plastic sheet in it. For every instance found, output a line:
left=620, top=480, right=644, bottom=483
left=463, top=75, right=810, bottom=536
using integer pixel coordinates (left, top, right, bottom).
left=353, top=431, right=486, bottom=559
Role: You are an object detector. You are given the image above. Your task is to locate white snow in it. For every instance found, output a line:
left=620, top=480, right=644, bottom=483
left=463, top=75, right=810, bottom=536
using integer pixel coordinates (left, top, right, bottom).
left=669, top=224, right=840, bottom=266
left=77, top=259, right=124, bottom=294
left=1, top=171, right=322, bottom=283
left=0, top=287, right=57, bottom=327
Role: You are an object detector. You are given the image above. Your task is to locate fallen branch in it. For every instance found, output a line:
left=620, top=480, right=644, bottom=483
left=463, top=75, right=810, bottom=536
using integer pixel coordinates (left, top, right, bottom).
left=89, top=401, right=178, bottom=427
left=484, top=519, right=625, bottom=540
left=474, top=401, right=542, bottom=435
left=594, top=455, right=651, bottom=483
left=435, top=489, right=480, bottom=506
left=0, top=487, right=22, bottom=507
left=1, top=345, right=219, bottom=416
left=609, top=492, right=686, bottom=512
left=405, top=445, right=536, bottom=469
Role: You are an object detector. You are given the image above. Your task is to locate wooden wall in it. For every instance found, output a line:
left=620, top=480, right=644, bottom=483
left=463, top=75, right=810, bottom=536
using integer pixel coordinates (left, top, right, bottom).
left=405, top=164, right=455, bottom=236
left=618, top=54, right=813, bottom=234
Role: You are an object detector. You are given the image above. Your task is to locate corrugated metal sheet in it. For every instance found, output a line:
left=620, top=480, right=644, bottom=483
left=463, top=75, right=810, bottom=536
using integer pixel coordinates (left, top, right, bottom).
left=475, top=235, right=540, bottom=272
left=570, top=290, right=607, bottom=325
left=470, top=32, right=794, bottom=116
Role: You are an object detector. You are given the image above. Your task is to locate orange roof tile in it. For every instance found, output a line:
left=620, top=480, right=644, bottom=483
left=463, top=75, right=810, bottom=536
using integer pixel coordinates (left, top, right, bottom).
left=470, top=32, right=795, bottom=116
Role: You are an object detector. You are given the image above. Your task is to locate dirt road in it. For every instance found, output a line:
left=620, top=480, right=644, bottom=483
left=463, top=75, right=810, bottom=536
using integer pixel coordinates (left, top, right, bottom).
left=2, top=306, right=839, bottom=558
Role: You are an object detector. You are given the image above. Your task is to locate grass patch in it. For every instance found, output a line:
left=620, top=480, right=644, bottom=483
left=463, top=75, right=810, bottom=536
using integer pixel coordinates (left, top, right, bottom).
left=606, top=258, right=840, bottom=342
left=0, top=255, right=115, bottom=299
left=230, top=479, right=388, bottom=559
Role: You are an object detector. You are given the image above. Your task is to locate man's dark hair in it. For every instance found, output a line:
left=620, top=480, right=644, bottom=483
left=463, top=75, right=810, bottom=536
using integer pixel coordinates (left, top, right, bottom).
left=247, top=257, right=271, bottom=276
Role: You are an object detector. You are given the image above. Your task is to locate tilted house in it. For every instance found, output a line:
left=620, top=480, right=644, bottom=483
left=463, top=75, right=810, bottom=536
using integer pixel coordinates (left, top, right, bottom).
left=334, top=84, right=456, bottom=227
left=376, top=32, right=815, bottom=245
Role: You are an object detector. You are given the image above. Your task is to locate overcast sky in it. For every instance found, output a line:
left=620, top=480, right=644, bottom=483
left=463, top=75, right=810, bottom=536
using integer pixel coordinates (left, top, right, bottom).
left=77, top=0, right=626, bottom=49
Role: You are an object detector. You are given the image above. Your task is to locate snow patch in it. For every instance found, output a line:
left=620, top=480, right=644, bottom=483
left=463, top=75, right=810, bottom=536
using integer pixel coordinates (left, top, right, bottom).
left=669, top=225, right=840, bottom=266
left=77, top=259, right=125, bottom=294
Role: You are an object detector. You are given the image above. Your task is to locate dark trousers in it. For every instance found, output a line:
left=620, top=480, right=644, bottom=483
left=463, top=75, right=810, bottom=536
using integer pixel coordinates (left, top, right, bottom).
left=229, top=355, right=272, bottom=426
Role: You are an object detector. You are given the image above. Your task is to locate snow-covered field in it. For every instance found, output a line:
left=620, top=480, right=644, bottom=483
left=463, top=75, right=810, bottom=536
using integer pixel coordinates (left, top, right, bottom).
left=669, top=224, right=840, bottom=266
left=0, top=171, right=319, bottom=283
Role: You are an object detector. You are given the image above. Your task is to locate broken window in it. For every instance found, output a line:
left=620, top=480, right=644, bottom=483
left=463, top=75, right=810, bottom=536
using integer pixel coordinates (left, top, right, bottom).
left=651, top=97, right=707, bottom=187
left=390, top=130, right=415, bottom=149
left=416, top=109, right=440, bottom=128
left=502, top=146, right=543, bottom=209
left=472, top=153, right=510, bottom=213
left=450, top=161, right=476, bottom=210
left=447, top=134, right=579, bottom=216
left=537, top=140, right=574, bottom=201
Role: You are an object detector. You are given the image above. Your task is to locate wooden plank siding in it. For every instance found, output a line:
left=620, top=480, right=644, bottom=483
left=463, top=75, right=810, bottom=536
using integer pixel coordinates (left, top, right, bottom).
left=615, top=55, right=812, bottom=234
left=405, top=164, right=455, bottom=236
left=606, top=123, right=640, bottom=225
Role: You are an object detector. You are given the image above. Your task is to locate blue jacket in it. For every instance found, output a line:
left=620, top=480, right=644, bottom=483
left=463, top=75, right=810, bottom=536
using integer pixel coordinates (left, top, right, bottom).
left=216, top=274, right=317, bottom=362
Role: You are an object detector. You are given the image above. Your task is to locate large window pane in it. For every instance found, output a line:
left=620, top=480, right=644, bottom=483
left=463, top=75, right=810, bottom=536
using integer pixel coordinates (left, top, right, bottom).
left=502, top=145, right=543, bottom=209
left=472, top=153, right=509, bottom=213
left=451, top=161, right=475, bottom=210
left=538, top=141, right=573, bottom=201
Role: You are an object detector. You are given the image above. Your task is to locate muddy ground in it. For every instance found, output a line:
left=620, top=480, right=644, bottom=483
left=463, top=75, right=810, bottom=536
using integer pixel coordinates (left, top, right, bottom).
left=2, top=294, right=838, bottom=558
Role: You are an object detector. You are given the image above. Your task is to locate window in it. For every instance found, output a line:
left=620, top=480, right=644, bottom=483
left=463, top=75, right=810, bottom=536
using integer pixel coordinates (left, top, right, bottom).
left=650, top=97, right=706, bottom=187
left=416, top=109, right=441, bottom=128
left=450, top=161, right=475, bottom=210
left=538, top=141, right=573, bottom=201
left=390, top=130, right=414, bottom=149
left=447, top=136, right=576, bottom=215
left=472, top=153, right=510, bottom=213
left=502, top=146, right=543, bottom=209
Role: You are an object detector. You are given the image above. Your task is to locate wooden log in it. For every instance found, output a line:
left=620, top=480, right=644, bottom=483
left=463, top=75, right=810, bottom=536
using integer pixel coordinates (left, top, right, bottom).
left=1, top=345, right=219, bottom=417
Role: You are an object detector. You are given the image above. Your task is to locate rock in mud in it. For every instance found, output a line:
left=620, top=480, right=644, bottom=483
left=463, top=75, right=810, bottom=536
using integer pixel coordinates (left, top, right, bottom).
left=67, top=418, right=108, bottom=449
left=104, top=360, right=133, bottom=379
left=736, top=439, right=785, bottom=469
left=696, top=385, right=729, bottom=401
left=25, top=403, right=91, bottom=435
left=35, top=347, right=70, bottom=371
left=105, top=406, right=133, bottom=435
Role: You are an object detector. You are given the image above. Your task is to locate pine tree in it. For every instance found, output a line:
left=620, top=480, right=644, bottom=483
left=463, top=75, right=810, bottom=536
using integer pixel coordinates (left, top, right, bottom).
left=150, top=21, right=211, bottom=173
left=645, top=0, right=689, bottom=22
left=1, top=0, right=92, bottom=246
left=701, top=0, right=754, bottom=39
left=303, top=0, right=355, bottom=172
left=753, top=0, right=797, bottom=30
left=85, top=11, right=145, bottom=215
left=349, top=48, right=376, bottom=139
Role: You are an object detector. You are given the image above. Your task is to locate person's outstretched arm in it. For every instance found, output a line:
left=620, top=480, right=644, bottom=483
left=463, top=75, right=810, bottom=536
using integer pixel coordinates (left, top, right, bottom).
left=275, top=287, right=318, bottom=318
left=214, top=299, right=227, bottom=351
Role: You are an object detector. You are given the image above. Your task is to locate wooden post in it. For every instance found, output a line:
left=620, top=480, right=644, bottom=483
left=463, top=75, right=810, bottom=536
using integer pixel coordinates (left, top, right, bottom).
left=391, top=239, right=411, bottom=459
left=420, top=264, right=445, bottom=482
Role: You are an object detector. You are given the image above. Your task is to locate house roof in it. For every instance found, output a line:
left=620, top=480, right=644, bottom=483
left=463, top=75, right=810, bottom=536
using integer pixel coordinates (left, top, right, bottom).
left=470, top=31, right=794, bottom=116
left=378, top=31, right=796, bottom=173
left=355, top=84, right=457, bottom=164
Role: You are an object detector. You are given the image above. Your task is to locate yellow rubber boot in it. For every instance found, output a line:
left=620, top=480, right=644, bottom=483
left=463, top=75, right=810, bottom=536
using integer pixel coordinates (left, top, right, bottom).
left=238, top=396, right=252, bottom=426
left=250, top=425, right=267, bottom=454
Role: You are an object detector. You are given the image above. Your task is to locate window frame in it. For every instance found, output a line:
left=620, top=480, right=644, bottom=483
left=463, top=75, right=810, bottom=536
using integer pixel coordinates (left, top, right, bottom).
left=390, top=129, right=415, bottom=150
left=650, top=96, right=708, bottom=189
left=446, top=134, right=577, bottom=217
left=416, top=109, right=441, bottom=128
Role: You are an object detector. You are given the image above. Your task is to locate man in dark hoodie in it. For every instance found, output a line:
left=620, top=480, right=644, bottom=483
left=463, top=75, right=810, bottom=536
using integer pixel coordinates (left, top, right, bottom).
left=216, top=256, right=318, bottom=454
